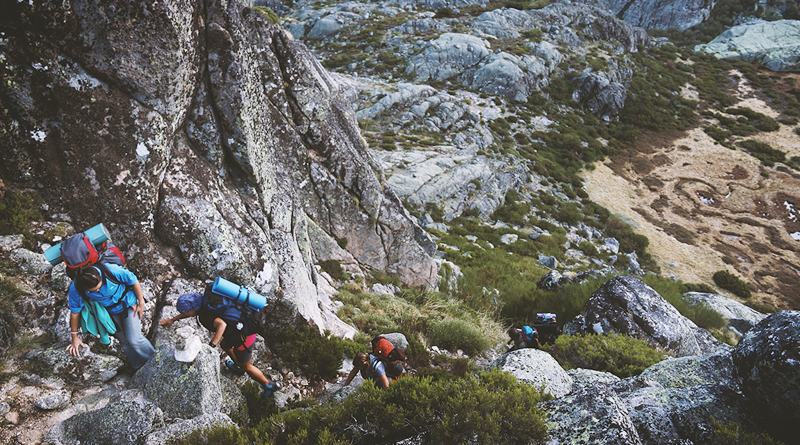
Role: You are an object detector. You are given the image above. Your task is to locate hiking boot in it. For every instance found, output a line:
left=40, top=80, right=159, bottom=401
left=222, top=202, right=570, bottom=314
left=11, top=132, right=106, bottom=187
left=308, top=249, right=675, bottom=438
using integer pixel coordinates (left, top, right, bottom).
left=225, top=359, right=245, bottom=375
left=260, top=381, right=280, bottom=398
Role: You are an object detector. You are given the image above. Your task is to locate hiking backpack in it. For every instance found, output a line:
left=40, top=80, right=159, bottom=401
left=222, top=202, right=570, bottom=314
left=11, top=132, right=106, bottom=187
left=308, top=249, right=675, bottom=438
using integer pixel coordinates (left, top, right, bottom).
left=521, top=325, right=538, bottom=344
left=371, top=335, right=406, bottom=379
left=198, top=285, right=256, bottom=342
left=61, top=232, right=126, bottom=279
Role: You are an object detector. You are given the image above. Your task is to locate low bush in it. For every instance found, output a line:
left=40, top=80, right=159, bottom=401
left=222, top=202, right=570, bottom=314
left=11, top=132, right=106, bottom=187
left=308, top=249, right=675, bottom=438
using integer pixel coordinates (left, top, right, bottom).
left=176, top=369, right=550, bottom=444
left=713, top=270, right=752, bottom=299
left=738, top=140, right=785, bottom=166
left=427, top=318, right=493, bottom=356
left=641, top=275, right=726, bottom=330
left=543, top=333, right=664, bottom=378
left=319, top=259, right=349, bottom=281
left=269, top=325, right=345, bottom=382
left=711, top=417, right=784, bottom=445
left=0, top=190, right=42, bottom=244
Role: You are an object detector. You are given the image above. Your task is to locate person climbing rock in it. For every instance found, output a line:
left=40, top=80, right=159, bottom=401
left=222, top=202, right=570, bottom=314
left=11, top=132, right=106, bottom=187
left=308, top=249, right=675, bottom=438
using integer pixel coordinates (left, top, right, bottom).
left=343, top=352, right=391, bottom=389
left=160, top=289, right=280, bottom=398
left=506, top=325, right=540, bottom=352
left=66, top=264, right=156, bottom=370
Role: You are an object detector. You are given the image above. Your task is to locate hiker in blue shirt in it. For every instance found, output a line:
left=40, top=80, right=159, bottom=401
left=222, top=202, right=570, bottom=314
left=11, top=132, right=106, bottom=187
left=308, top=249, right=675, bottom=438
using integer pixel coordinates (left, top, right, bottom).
left=506, top=326, right=540, bottom=352
left=66, top=264, right=156, bottom=370
left=343, top=352, right=390, bottom=388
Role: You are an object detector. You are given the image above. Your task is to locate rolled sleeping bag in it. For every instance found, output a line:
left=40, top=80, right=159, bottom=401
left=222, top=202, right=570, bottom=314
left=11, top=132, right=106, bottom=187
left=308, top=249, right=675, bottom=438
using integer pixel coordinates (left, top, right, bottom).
left=212, top=277, right=267, bottom=311
left=44, top=223, right=111, bottom=266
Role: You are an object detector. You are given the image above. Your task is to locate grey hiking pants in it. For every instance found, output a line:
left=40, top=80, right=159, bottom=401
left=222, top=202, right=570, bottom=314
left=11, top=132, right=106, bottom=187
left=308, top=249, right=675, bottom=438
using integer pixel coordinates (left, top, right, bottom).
left=111, top=306, right=156, bottom=370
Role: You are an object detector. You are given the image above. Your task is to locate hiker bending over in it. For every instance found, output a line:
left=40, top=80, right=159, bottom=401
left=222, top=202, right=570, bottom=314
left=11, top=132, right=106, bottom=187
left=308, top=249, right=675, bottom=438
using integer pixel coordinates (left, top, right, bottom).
left=506, top=326, right=539, bottom=352
left=160, top=292, right=279, bottom=398
left=66, top=265, right=156, bottom=370
left=343, top=352, right=390, bottom=389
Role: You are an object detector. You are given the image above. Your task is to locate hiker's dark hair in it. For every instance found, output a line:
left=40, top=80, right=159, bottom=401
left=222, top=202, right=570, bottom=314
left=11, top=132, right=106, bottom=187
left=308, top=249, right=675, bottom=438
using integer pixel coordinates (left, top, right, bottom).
left=507, top=327, right=520, bottom=340
left=74, top=266, right=102, bottom=292
left=354, top=352, right=369, bottom=369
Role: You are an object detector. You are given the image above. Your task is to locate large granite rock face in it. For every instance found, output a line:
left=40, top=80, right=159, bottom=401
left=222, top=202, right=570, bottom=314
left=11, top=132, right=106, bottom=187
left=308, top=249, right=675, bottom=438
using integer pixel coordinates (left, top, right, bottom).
left=683, top=291, right=767, bottom=338
left=485, top=349, right=573, bottom=398
left=545, top=385, right=642, bottom=445
left=695, top=19, right=800, bottom=71
left=599, top=0, right=717, bottom=30
left=732, top=311, right=800, bottom=440
left=131, top=343, right=225, bottom=418
left=45, top=390, right=164, bottom=445
left=0, top=0, right=437, bottom=336
left=583, top=276, right=725, bottom=357
left=26, top=343, right=124, bottom=387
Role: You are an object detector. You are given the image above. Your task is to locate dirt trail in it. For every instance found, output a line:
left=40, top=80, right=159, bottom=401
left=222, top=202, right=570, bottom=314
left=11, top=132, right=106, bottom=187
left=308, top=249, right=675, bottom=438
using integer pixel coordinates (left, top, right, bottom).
left=583, top=72, right=800, bottom=310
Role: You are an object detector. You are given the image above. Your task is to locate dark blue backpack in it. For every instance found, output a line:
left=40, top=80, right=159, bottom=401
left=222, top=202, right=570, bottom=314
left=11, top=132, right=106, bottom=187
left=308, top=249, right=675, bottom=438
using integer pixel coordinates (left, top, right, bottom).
left=198, top=285, right=255, bottom=339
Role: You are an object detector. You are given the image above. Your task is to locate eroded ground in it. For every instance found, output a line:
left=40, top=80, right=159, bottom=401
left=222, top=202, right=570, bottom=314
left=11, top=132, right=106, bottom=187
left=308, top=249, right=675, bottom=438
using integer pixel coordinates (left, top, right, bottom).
left=584, top=72, right=800, bottom=310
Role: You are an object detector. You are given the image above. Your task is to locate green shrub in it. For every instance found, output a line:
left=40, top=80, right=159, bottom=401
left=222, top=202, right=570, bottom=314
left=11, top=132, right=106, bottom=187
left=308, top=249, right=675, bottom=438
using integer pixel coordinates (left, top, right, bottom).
left=738, top=140, right=785, bottom=166
left=175, top=369, right=549, bottom=445
left=689, top=301, right=727, bottom=330
left=319, top=259, right=349, bottom=281
left=0, top=190, right=42, bottom=242
left=705, top=126, right=732, bottom=142
left=501, top=275, right=611, bottom=326
left=683, top=282, right=716, bottom=293
left=555, top=202, right=583, bottom=226
left=577, top=240, right=598, bottom=256
left=252, top=6, right=279, bottom=24
left=713, top=270, right=752, bottom=299
left=427, top=318, right=492, bottom=357
left=543, top=333, right=664, bottom=378
left=711, top=417, right=784, bottom=445
left=270, top=325, right=345, bottom=382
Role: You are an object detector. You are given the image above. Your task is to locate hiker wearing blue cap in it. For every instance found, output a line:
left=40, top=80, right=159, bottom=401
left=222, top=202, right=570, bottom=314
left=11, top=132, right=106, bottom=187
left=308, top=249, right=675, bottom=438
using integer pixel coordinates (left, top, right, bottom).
left=160, top=289, right=279, bottom=397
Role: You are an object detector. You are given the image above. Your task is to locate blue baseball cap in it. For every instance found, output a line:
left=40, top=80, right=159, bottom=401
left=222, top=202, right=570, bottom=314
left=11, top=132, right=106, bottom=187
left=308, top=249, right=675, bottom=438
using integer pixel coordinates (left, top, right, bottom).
left=176, top=293, right=203, bottom=313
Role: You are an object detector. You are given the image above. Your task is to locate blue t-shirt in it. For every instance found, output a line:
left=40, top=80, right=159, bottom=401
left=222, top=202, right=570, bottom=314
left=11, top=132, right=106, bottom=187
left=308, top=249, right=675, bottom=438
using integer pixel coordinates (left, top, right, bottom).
left=68, top=264, right=139, bottom=315
left=361, top=354, right=387, bottom=383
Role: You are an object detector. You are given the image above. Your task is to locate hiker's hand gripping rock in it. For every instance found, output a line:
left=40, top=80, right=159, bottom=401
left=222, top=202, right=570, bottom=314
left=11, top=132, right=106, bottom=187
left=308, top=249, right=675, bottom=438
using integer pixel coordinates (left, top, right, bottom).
left=66, top=337, right=86, bottom=356
left=66, top=312, right=87, bottom=356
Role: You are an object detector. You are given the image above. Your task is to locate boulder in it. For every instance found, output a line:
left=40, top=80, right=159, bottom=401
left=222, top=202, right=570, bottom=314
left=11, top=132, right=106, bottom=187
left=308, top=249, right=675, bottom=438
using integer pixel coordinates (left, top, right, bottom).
left=583, top=276, right=724, bottom=357
left=131, top=344, right=224, bottom=418
left=144, top=412, right=235, bottom=445
left=485, top=349, right=573, bottom=398
left=573, top=71, right=627, bottom=118
left=695, top=20, right=800, bottom=72
left=26, top=343, right=124, bottom=387
left=621, top=384, right=751, bottom=444
left=732, top=311, right=800, bottom=440
left=536, top=270, right=566, bottom=290
left=538, top=255, right=559, bottom=269
left=45, top=390, right=164, bottom=445
left=545, top=385, right=642, bottom=445
left=636, top=350, right=736, bottom=389
left=219, top=375, right=250, bottom=426
left=683, top=292, right=767, bottom=338
left=602, top=0, right=714, bottom=30
left=10, top=248, right=53, bottom=276
left=35, top=390, right=72, bottom=411
left=567, top=368, right=621, bottom=389
left=406, top=33, right=491, bottom=82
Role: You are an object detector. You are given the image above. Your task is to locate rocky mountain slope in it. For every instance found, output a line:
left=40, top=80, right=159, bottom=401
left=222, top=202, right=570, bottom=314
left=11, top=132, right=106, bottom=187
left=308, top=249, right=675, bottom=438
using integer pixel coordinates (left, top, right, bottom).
left=0, top=0, right=437, bottom=337
left=1, top=0, right=800, bottom=443
left=277, top=0, right=800, bottom=309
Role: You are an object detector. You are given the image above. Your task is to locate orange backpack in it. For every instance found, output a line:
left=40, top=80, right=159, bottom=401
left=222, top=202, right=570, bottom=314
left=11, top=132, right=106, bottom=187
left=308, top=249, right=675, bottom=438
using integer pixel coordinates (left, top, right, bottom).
left=371, top=335, right=406, bottom=379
